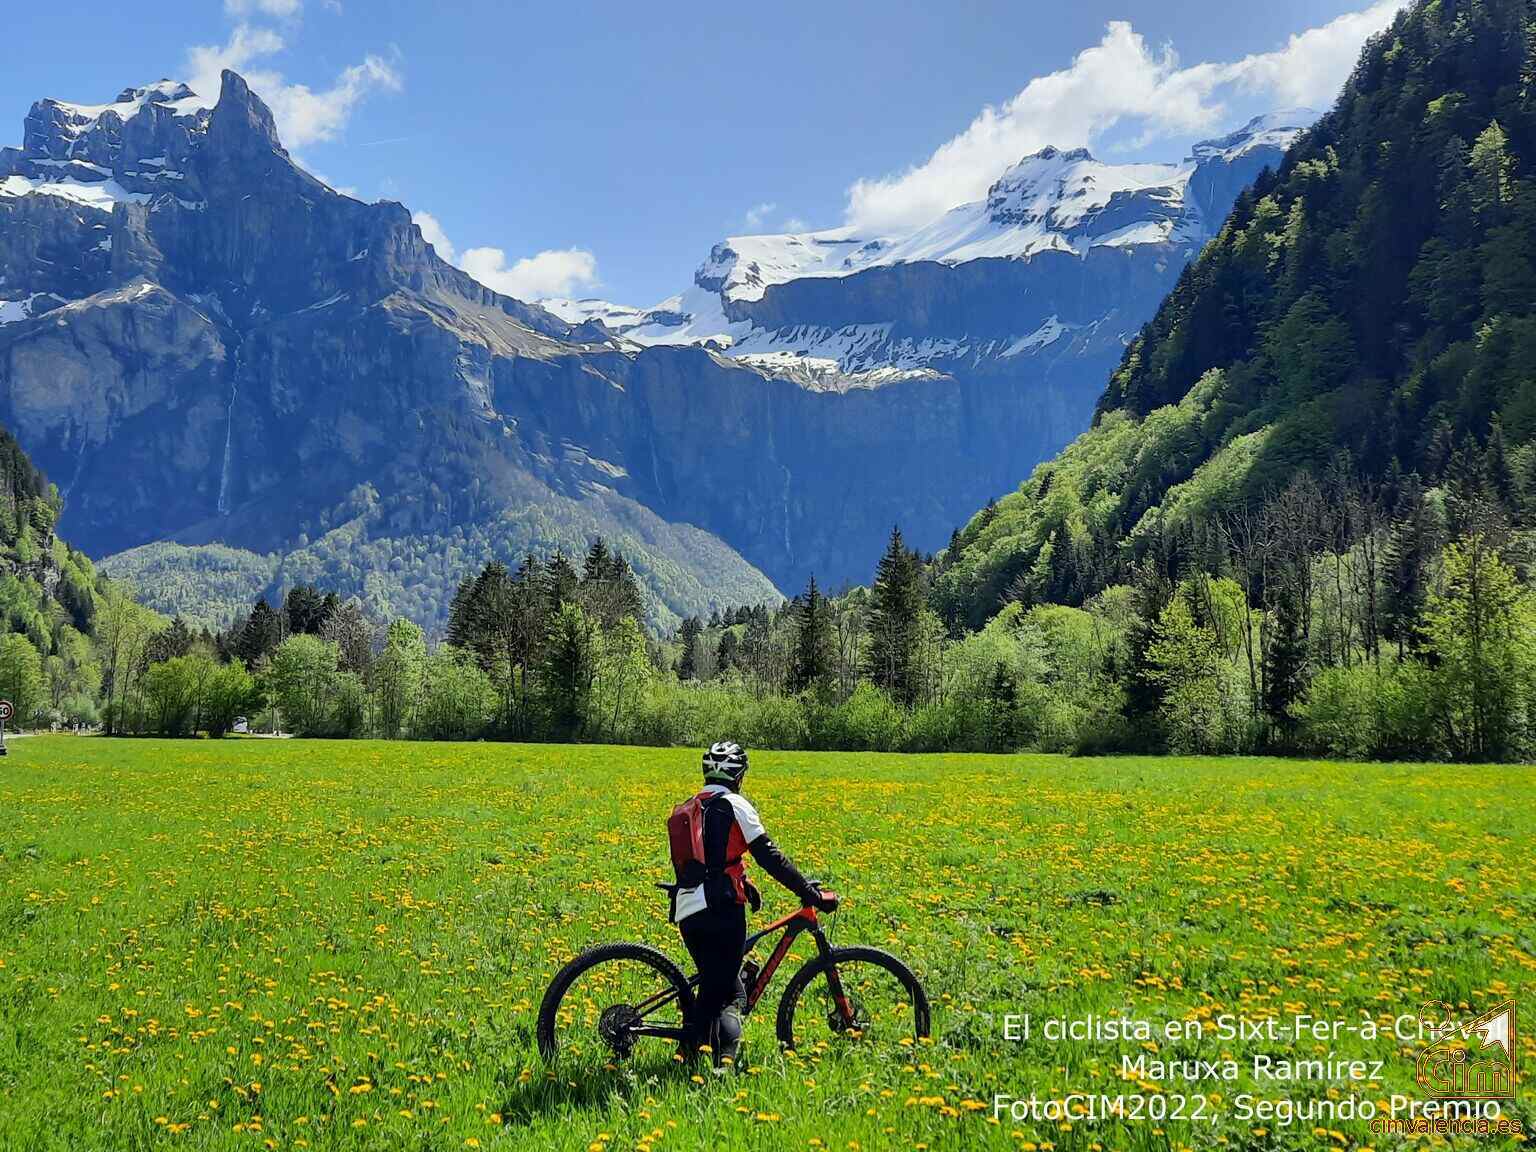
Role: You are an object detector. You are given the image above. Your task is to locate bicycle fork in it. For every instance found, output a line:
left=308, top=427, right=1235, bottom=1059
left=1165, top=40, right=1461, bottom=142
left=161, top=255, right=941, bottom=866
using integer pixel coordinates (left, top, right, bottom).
left=810, top=924, right=857, bottom=1029
left=743, top=919, right=856, bottom=1029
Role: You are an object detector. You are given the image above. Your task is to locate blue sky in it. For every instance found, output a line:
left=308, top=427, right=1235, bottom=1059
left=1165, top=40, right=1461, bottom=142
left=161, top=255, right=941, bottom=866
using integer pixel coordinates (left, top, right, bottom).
left=4, top=1, right=1403, bottom=305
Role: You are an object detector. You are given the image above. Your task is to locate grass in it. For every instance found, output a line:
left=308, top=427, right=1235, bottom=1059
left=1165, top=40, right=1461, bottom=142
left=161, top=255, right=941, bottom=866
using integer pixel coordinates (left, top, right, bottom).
left=0, top=737, right=1532, bottom=1151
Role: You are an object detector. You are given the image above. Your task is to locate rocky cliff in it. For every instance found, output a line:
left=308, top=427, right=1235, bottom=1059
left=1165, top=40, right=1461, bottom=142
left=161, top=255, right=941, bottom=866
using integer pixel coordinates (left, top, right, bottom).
left=0, top=73, right=1301, bottom=629
left=0, top=74, right=781, bottom=626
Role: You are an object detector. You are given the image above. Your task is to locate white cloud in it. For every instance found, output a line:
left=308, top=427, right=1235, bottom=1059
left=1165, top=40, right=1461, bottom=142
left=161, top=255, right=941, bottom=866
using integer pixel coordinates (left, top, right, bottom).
left=185, top=24, right=284, bottom=99
left=743, top=201, right=776, bottom=230
left=845, top=2, right=1403, bottom=233
left=460, top=247, right=600, bottom=301
left=184, top=24, right=401, bottom=148
left=225, top=0, right=303, bottom=17
left=412, top=211, right=455, bottom=261
left=413, top=212, right=600, bottom=301
left=1219, top=1, right=1403, bottom=107
left=262, top=56, right=400, bottom=147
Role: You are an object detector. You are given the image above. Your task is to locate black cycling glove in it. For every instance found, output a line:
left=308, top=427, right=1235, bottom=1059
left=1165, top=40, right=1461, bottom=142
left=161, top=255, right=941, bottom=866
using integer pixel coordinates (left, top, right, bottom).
left=747, top=834, right=820, bottom=906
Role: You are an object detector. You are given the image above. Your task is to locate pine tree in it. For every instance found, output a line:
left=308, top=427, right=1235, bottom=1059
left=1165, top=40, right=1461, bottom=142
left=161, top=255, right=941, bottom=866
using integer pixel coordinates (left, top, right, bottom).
left=541, top=602, right=595, bottom=741
left=577, top=539, right=644, bottom=629
left=445, top=573, right=476, bottom=651
left=1046, top=527, right=1081, bottom=603
left=985, top=662, right=1020, bottom=752
left=789, top=575, right=835, bottom=693
left=717, top=629, right=740, bottom=674
left=544, top=551, right=579, bottom=613
left=444, top=564, right=498, bottom=667
left=284, top=584, right=329, bottom=636
left=1262, top=584, right=1308, bottom=746
left=611, top=555, right=644, bottom=623
left=1485, top=417, right=1515, bottom=507
left=940, top=528, right=963, bottom=572
left=1383, top=473, right=1434, bottom=656
left=1124, top=559, right=1173, bottom=722
left=147, top=617, right=195, bottom=664
left=236, top=598, right=280, bottom=667
left=865, top=526, right=923, bottom=706
left=581, top=538, right=610, bottom=583
left=508, top=555, right=549, bottom=737
left=677, top=616, right=703, bottom=680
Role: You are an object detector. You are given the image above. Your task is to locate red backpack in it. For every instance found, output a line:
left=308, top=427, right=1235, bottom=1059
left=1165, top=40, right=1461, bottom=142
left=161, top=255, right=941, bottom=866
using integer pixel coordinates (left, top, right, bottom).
left=667, top=791, right=711, bottom=878
left=666, top=791, right=748, bottom=901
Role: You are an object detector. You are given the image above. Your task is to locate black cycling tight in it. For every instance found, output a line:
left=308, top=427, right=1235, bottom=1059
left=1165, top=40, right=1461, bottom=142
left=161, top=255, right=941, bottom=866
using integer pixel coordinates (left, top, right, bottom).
left=679, top=903, right=746, bottom=1057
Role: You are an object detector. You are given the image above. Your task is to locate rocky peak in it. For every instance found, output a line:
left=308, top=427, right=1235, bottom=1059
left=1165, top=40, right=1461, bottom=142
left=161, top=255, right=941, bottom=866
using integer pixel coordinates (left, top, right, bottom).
left=1026, top=145, right=1095, bottom=164
left=1189, top=109, right=1317, bottom=165
left=207, top=70, right=284, bottom=162
left=1, top=69, right=576, bottom=338
left=18, top=80, right=206, bottom=169
left=984, top=145, right=1180, bottom=233
left=1181, top=109, right=1317, bottom=238
left=695, top=241, right=737, bottom=293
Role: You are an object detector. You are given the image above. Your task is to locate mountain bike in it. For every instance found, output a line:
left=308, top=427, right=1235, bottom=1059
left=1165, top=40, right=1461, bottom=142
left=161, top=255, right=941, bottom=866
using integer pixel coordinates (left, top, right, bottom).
left=536, top=887, right=929, bottom=1062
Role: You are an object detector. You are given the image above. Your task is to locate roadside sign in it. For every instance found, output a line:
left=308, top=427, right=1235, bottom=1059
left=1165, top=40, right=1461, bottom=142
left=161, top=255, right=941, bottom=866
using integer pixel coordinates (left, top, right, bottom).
left=0, top=700, right=13, bottom=722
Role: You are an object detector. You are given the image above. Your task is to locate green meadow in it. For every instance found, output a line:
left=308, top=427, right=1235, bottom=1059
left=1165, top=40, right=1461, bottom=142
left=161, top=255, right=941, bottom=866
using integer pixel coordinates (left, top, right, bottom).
left=0, top=736, right=1531, bottom=1151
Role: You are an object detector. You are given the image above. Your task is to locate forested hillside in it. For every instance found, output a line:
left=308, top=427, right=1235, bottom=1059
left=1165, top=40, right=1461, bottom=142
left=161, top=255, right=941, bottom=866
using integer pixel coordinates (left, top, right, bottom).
left=0, top=425, right=123, bottom=726
left=936, top=0, right=1536, bottom=626
left=830, top=0, right=1536, bottom=763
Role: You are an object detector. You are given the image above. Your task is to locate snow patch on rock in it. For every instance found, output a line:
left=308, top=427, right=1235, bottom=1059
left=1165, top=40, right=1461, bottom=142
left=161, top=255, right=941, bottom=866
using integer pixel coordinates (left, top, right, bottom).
left=0, top=173, right=149, bottom=211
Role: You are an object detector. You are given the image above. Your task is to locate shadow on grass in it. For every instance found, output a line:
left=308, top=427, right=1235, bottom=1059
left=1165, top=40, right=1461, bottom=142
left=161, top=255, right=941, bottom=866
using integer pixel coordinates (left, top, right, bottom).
left=497, top=1051, right=696, bottom=1124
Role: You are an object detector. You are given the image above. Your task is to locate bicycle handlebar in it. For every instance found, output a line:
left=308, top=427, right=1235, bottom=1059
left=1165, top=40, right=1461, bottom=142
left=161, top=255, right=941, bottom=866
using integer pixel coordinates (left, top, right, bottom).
left=805, top=882, right=840, bottom=912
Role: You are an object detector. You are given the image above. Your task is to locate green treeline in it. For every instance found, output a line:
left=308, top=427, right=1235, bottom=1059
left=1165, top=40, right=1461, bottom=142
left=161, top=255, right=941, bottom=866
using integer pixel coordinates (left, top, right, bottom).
left=106, top=544, right=657, bottom=744
left=638, top=462, right=1536, bottom=761
left=104, top=452, right=1536, bottom=762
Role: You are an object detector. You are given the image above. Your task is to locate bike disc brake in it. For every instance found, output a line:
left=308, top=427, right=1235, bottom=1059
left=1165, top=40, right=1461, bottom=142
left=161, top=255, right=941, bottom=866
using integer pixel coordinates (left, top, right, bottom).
left=598, top=1003, right=642, bottom=1056
left=827, top=993, right=868, bottom=1034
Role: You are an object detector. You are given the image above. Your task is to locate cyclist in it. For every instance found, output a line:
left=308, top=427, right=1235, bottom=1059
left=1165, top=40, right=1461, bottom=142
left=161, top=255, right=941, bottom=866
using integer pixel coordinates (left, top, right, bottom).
left=666, top=740, right=837, bottom=1065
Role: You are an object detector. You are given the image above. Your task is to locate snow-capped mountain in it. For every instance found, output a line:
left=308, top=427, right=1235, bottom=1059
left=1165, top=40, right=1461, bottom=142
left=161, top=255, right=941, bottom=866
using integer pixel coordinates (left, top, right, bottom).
left=1, top=82, right=208, bottom=306
left=543, top=111, right=1315, bottom=385
left=0, top=73, right=1317, bottom=623
left=0, top=72, right=785, bottom=627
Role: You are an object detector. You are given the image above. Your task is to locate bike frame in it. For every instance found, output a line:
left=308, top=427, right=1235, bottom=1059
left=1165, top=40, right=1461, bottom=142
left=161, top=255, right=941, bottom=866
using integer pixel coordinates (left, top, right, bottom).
left=626, top=903, right=854, bottom=1044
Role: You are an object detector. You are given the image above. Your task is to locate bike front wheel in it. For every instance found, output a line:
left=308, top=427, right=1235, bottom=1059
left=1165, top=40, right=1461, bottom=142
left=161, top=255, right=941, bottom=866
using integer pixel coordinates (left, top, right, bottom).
left=537, top=942, right=695, bottom=1064
left=775, top=945, right=930, bottom=1051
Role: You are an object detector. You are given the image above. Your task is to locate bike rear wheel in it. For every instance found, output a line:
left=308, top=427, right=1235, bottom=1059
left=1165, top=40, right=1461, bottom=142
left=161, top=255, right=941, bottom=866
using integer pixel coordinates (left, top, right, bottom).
left=775, top=945, right=930, bottom=1051
left=537, top=942, right=695, bottom=1063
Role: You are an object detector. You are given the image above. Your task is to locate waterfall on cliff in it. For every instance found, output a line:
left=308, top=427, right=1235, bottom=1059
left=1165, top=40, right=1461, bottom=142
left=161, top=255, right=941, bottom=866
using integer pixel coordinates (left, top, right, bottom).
left=216, top=380, right=237, bottom=516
